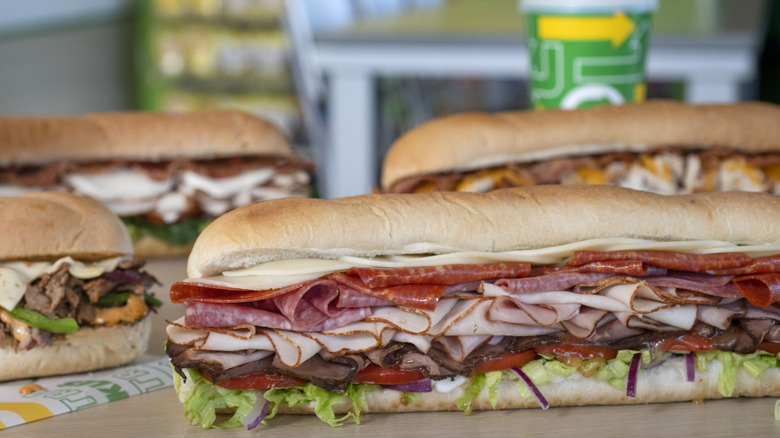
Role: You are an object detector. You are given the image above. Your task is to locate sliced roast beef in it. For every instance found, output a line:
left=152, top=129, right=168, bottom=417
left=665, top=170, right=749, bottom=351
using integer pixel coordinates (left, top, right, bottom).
left=83, top=278, right=119, bottom=303
left=363, top=342, right=417, bottom=368
left=268, top=354, right=356, bottom=392
left=24, top=264, right=71, bottom=316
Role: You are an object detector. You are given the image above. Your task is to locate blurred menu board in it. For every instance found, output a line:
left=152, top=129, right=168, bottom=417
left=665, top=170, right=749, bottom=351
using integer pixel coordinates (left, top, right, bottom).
left=136, top=0, right=303, bottom=139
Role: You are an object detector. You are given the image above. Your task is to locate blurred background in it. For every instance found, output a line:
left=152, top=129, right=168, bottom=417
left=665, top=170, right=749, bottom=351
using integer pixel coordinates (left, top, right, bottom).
left=0, top=0, right=777, bottom=198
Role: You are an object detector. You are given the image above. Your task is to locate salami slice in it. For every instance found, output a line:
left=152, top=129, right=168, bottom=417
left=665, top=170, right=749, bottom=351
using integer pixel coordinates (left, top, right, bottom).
left=329, top=272, right=445, bottom=311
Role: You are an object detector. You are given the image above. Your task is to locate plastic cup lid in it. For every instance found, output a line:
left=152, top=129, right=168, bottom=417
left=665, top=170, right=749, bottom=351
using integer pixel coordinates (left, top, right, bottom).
left=520, top=0, right=658, bottom=13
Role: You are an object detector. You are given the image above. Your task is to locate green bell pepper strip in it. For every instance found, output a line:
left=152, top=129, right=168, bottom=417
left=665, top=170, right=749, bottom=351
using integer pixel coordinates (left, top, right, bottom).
left=6, top=307, right=79, bottom=333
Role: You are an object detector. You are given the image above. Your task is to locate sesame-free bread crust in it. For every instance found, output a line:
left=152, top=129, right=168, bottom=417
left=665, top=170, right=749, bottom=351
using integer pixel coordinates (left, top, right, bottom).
left=0, top=318, right=151, bottom=382
left=187, top=185, right=780, bottom=277
left=0, top=192, right=133, bottom=262
left=381, top=101, right=780, bottom=191
left=0, top=109, right=295, bottom=166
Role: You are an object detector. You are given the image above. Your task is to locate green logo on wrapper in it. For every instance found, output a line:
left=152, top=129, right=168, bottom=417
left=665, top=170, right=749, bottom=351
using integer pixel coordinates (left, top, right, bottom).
left=525, top=10, right=653, bottom=110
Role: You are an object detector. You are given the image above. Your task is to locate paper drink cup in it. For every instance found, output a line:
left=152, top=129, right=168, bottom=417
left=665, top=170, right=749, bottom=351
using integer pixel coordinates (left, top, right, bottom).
left=521, top=0, right=658, bottom=110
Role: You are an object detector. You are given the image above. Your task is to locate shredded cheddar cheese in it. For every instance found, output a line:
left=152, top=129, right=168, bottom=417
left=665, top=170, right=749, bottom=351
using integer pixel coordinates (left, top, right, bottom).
left=576, top=168, right=606, bottom=185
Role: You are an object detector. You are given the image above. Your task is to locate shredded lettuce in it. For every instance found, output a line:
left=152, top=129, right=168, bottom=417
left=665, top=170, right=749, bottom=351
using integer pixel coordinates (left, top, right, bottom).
left=401, top=392, right=421, bottom=404
left=173, top=348, right=780, bottom=429
left=263, top=383, right=381, bottom=427
left=174, top=368, right=257, bottom=429
left=456, top=373, right=486, bottom=414
left=122, top=216, right=210, bottom=247
left=455, top=371, right=502, bottom=413
left=697, top=350, right=779, bottom=397
left=485, top=371, right=502, bottom=408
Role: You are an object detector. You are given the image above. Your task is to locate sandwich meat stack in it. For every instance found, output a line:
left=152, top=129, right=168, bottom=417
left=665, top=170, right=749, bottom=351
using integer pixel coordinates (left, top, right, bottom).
left=0, top=110, right=313, bottom=257
left=166, top=185, right=780, bottom=429
left=382, top=101, right=780, bottom=195
left=0, top=192, right=160, bottom=381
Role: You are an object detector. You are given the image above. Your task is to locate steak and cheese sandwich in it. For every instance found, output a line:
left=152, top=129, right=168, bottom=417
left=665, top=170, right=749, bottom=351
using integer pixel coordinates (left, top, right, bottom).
left=381, top=100, right=780, bottom=195
left=0, top=110, right=314, bottom=257
left=166, top=185, right=780, bottom=429
left=0, top=192, right=160, bottom=381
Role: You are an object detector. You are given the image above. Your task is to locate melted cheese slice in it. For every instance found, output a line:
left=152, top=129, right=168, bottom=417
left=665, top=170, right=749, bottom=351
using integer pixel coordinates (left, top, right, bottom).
left=0, top=257, right=124, bottom=311
left=66, top=169, right=173, bottom=201
left=0, top=268, right=31, bottom=311
left=192, top=239, right=780, bottom=293
left=181, top=168, right=274, bottom=199
left=223, top=258, right=353, bottom=277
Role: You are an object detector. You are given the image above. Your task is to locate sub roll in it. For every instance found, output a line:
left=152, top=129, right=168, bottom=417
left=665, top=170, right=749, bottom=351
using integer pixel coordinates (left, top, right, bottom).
left=166, top=185, right=780, bottom=429
left=0, top=110, right=314, bottom=257
left=0, top=192, right=160, bottom=381
left=381, top=100, right=780, bottom=195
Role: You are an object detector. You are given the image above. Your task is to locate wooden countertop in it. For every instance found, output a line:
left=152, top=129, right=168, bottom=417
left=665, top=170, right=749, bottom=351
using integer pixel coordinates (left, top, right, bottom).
left=4, top=257, right=779, bottom=436
left=4, top=385, right=779, bottom=437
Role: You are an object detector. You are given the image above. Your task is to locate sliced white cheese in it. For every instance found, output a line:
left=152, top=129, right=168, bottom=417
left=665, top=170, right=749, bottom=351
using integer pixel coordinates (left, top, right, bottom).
left=3, top=262, right=50, bottom=282
left=181, top=168, right=274, bottom=199
left=223, top=258, right=353, bottom=277
left=66, top=169, right=173, bottom=201
left=0, top=257, right=121, bottom=311
left=47, top=256, right=123, bottom=279
left=193, top=239, right=780, bottom=284
left=0, top=267, right=29, bottom=311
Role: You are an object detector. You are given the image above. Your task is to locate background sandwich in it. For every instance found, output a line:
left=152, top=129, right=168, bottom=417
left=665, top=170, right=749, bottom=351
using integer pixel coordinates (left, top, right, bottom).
left=381, top=100, right=780, bottom=195
left=0, top=192, right=160, bottom=381
left=0, top=109, right=314, bottom=258
left=166, top=185, right=780, bottom=429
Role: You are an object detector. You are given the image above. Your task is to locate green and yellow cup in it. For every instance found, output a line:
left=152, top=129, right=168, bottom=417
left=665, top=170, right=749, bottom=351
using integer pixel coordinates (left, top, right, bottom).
left=521, top=0, right=658, bottom=110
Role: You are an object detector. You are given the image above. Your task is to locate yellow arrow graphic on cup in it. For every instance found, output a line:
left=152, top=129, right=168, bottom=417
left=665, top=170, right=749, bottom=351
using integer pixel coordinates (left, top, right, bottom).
left=538, top=13, right=636, bottom=47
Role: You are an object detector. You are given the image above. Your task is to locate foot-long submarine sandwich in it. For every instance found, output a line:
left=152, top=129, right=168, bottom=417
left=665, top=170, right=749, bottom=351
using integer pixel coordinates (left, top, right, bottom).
left=381, top=101, right=780, bottom=195
left=0, top=192, right=160, bottom=381
left=0, top=110, right=313, bottom=257
left=166, top=185, right=780, bottom=429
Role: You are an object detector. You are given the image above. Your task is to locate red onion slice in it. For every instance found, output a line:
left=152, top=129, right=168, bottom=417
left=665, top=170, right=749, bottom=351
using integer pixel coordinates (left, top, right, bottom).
left=626, top=353, right=641, bottom=398
left=244, top=398, right=270, bottom=430
left=102, top=270, right=144, bottom=283
left=685, top=353, right=695, bottom=382
left=512, top=367, right=549, bottom=410
left=385, top=379, right=433, bottom=393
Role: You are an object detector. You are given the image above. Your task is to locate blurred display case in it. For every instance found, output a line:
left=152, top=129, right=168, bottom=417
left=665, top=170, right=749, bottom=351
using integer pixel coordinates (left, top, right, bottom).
left=135, top=0, right=305, bottom=142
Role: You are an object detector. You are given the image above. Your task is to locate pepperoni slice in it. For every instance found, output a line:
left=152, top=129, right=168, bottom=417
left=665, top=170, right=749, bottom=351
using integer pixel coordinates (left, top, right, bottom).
left=709, top=254, right=780, bottom=275
left=347, top=263, right=531, bottom=288
left=533, top=260, right=651, bottom=276
left=571, top=250, right=752, bottom=271
left=732, top=273, right=780, bottom=307
left=170, top=279, right=320, bottom=304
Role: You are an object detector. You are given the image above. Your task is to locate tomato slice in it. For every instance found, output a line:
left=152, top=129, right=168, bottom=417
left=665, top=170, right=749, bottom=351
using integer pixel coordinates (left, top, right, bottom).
left=757, top=340, right=780, bottom=355
left=353, top=366, right=426, bottom=385
left=472, top=349, right=538, bottom=375
left=201, top=371, right=306, bottom=390
left=534, top=344, right=618, bottom=360
left=652, top=334, right=715, bottom=352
